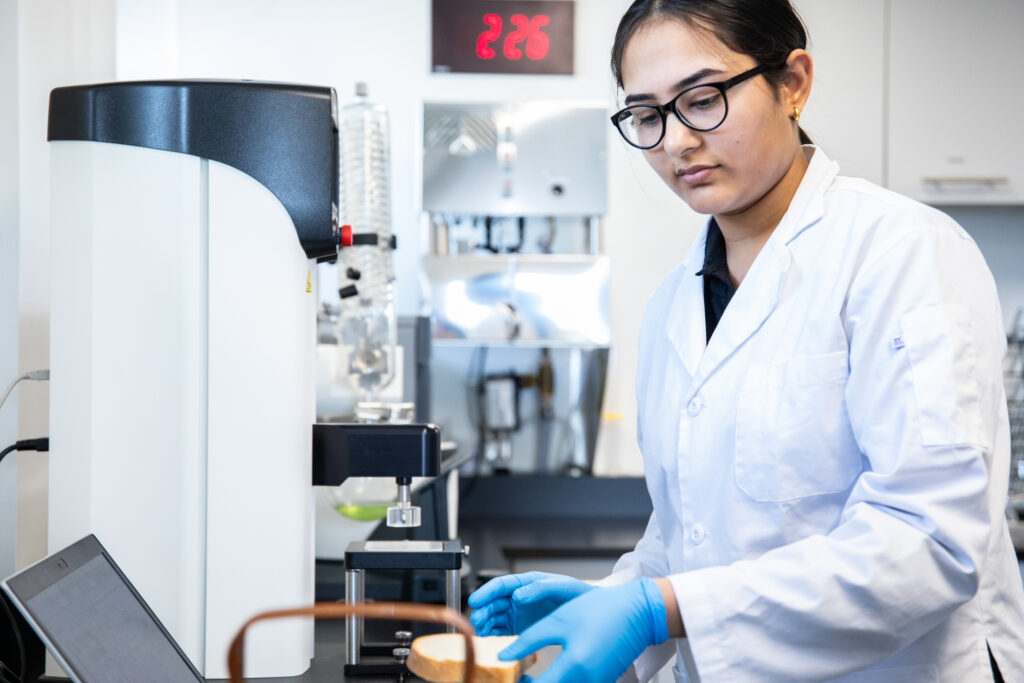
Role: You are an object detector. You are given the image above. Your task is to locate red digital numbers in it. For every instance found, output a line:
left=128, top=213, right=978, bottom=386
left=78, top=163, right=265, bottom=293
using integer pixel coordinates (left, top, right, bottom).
left=524, top=15, right=550, bottom=60
left=475, top=13, right=502, bottom=60
left=475, top=13, right=550, bottom=61
left=503, top=14, right=529, bottom=60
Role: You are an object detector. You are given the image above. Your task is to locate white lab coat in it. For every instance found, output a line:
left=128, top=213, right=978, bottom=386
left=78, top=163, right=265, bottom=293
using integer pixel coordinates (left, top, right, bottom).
left=600, top=147, right=1024, bottom=682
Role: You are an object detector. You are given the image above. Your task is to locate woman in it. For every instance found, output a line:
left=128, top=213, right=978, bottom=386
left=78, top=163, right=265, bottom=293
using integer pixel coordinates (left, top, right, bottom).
left=468, top=1, right=1024, bottom=681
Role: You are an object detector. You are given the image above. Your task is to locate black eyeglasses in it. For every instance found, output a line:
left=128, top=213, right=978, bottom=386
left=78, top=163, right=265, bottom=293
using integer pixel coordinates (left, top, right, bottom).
left=610, top=63, right=782, bottom=149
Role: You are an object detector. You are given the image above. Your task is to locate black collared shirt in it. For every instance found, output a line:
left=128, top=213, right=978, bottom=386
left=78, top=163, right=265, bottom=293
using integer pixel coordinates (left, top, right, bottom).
left=695, top=219, right=736, bottom=343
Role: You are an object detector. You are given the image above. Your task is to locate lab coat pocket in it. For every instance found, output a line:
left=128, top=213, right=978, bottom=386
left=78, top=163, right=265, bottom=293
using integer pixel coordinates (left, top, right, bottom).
left=735, top=352, right=861, bottom=502
left=898, top=305, right=984, bottom=447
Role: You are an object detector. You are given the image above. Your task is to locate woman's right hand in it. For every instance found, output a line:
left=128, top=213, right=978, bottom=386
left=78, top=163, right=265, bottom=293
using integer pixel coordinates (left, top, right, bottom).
left=467, top=571, right=595, bottom=636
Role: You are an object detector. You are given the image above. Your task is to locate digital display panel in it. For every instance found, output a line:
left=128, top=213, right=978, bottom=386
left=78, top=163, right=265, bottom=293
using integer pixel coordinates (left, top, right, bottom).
left=432, top=0, right=574, bottom=75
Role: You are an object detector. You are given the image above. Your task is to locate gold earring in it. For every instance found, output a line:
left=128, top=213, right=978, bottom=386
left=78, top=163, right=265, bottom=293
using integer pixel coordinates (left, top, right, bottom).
left=790, top=106, right=801, bottom=122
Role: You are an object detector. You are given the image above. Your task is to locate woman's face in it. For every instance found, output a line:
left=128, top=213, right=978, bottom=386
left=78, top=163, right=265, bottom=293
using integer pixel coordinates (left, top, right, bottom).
left=620, top=18, right=801, bottom=218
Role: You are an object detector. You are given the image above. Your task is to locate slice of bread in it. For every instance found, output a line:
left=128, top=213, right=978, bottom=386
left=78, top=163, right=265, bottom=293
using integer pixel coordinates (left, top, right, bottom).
left=406, top=633, right=537, bottom=683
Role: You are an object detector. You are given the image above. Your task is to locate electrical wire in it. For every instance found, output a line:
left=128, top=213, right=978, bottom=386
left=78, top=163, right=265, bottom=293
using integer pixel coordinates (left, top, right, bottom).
left=0, top=439, right=49, bottom=467
left=0, top=380, right=21, bottom=413
left=0, top=370, right=50, bottom=412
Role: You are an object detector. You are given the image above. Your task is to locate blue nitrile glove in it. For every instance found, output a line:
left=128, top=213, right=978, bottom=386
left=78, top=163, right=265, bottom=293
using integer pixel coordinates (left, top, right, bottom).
left=498, top=577, right=668, bottom=683
left=467, top=571, right=594, bottom=636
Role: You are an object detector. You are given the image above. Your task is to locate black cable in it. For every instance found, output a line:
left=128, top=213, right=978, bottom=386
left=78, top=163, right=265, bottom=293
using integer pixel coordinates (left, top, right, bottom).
left=505, top=217, right=525, bottom=253
left=17, top=438, right=47, bottom=452
left=0, top=439, right=49, bottom=467
left=482, top=216, right=498, bottom=253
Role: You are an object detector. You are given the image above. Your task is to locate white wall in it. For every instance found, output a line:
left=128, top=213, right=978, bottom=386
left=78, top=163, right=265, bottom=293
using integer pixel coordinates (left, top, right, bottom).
left=1, top=0, right=19, bottom=579
left=12, top=0, right=115, bottom=570
left=795, top=0, right=885, bottom=185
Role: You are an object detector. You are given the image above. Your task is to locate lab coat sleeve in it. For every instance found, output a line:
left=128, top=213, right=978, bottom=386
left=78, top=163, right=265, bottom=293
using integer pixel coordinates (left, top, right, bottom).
left=668, top=216, right=1002, bottom=681
left=599, top=511, right=681, bottom=682
left=597, top=512, right=672, bottom=588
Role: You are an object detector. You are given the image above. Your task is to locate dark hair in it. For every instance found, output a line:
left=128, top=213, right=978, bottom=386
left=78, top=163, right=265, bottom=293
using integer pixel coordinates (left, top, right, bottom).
left=611, top=0, right=813, bottom=143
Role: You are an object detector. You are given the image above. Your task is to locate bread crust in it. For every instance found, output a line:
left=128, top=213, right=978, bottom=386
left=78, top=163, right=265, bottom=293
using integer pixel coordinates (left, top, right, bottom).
left=406, top=633, right=537, bottom=683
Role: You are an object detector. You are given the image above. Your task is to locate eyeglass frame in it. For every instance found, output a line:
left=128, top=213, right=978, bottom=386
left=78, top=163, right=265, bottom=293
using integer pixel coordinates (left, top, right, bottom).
left=610, top=62, right=785, bottom=150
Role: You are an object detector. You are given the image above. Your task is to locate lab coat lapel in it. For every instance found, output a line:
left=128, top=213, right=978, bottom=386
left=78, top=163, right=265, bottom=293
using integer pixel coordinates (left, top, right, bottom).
left=666, top=222, right=710, bottom=379
left=694, top=147, right=834, bottom=383
left=696, top=239, right=791, bottom=382
left=666, top=147, right=836, bottom=384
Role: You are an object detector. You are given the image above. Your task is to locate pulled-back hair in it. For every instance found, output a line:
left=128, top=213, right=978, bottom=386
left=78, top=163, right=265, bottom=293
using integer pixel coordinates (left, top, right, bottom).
left=611, top=0, right=808, bottom=89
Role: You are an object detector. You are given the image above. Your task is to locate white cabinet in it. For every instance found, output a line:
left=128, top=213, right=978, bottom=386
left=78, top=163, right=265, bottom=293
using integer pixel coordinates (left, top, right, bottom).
left=888, top=0, right=1024, bottom=205
left=798, top=0, right=1023, bottom=205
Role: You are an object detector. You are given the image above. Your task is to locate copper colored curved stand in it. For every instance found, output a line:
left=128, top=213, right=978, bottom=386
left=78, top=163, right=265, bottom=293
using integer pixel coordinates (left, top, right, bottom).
left=227, top=601, right=476, bottom=683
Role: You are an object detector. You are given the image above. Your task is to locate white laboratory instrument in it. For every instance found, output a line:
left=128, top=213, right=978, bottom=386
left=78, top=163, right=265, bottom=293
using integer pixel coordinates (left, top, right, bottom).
left=46, top=80, right=340, bottom=679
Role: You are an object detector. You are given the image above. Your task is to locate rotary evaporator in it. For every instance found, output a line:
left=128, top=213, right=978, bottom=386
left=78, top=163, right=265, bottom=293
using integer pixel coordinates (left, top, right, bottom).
left=316, top=82, right=410, bottom=527
left=335, top=82, right=398, bottom=404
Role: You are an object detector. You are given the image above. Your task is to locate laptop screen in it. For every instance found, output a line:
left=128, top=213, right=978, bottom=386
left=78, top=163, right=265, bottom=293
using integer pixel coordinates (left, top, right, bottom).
left=2, top=535, right=203, bottom=683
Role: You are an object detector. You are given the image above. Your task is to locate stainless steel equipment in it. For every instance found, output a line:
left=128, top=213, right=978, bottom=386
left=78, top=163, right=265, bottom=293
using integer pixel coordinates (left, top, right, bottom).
left=423, top=102, right=606, bottom=217
left=422, top=101, right=609, bottom=475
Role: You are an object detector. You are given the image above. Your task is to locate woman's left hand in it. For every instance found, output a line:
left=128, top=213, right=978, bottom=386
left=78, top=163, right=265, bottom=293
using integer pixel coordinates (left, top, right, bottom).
left=498, top=577, right=669, bottom=683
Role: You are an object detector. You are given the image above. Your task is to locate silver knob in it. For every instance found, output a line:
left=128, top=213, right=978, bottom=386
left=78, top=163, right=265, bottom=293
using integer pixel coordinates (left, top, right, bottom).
left=393, top=647, right=411, bottom=664
left=395, top=630, right=413, bottom=646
